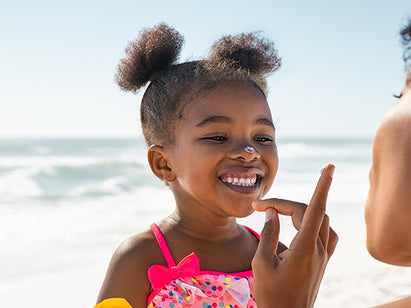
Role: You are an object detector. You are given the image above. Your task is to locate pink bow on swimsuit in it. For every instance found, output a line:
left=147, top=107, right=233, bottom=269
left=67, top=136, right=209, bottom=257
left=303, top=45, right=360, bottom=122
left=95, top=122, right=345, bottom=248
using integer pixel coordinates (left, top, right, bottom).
left=148, top=252, right=200, bottom=289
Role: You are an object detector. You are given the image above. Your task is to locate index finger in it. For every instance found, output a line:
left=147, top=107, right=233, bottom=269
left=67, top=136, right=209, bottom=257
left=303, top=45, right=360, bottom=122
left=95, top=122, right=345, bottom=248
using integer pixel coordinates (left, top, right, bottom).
left=253, top=198, right=306, bottom=230
left=299, top=164, right=335, bottom=242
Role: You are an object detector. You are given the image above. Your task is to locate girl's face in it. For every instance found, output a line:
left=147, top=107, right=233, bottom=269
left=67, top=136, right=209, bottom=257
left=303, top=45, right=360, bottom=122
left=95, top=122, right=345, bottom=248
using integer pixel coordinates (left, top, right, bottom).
left=167, top=80, right=279, bottom=219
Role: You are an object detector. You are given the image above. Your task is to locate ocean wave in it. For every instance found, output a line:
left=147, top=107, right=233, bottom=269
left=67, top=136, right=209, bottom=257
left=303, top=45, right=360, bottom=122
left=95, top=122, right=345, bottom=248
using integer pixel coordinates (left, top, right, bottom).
left=0, top=158, right=154, bottom=202
left=68, top=176, right=136, bottom=197
left=0, top=167, right=44, bottom=199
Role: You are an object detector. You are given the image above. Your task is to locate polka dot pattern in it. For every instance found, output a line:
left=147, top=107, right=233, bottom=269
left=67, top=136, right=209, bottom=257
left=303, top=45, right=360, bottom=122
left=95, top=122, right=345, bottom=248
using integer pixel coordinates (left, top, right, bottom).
left=148, top=274, right=256, bottom=308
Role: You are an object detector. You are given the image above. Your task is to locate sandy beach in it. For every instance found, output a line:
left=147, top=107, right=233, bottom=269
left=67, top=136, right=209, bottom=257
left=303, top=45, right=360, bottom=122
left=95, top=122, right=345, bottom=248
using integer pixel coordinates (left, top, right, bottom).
left=1, top=203, right=410, bottom=308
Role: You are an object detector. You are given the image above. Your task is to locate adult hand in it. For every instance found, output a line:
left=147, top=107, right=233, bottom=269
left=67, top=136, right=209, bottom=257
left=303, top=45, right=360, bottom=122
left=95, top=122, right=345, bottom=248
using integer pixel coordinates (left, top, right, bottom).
left=252, top=164, right=338, bottom=308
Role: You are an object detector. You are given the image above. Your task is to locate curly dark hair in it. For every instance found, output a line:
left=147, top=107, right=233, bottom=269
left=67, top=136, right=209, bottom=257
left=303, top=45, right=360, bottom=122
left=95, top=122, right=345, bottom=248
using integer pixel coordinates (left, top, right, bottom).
left=400, top=19, right=411, bottom=66
left=115, top=23, right=281, bottom=146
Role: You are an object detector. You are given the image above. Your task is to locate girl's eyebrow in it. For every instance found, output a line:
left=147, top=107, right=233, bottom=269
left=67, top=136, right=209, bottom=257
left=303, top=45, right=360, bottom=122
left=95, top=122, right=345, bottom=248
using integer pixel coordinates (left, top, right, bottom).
left=255, top=117, right=275, bottom=129
left=195, top=115, right=231, bottom=127
left=195, top=115, right=275, bottom=129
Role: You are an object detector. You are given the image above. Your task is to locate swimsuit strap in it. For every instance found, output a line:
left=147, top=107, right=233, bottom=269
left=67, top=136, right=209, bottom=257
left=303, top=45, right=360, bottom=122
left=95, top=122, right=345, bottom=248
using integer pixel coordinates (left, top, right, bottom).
left=150, top=223, right=260, bottom=268
left=150, top=223, right=177, bottom=268
left=243, top=225, right=261, bottom=240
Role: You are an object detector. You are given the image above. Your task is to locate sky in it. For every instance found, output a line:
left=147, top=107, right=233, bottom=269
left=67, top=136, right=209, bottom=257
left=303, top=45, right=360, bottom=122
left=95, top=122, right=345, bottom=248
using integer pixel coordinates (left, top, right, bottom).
left=1, top=0, right=410, bottom=138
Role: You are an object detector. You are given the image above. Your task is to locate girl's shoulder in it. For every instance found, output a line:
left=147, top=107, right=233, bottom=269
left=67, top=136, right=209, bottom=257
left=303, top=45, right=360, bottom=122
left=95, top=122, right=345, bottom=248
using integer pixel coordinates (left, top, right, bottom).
left=97, top=228, right=165, bottom=307
left=115, top=228, right=161, bottom=263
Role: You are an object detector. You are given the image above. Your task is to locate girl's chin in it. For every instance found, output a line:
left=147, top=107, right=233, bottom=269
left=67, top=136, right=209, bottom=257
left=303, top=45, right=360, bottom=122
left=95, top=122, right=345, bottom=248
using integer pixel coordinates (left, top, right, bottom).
left=235, top=212, right=254, bottom=219
left=229, top=206, right=255, bottom=218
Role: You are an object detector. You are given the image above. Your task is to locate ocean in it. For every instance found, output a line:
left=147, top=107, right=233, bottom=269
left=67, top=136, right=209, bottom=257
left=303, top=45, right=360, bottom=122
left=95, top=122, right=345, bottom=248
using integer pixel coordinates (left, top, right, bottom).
left=2, top=136, right=409, bottom=307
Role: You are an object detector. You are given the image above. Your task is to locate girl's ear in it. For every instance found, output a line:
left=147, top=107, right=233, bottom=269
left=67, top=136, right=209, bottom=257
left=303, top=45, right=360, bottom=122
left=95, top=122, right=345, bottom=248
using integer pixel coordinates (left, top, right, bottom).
left=147, top=145, right=176, bottom=183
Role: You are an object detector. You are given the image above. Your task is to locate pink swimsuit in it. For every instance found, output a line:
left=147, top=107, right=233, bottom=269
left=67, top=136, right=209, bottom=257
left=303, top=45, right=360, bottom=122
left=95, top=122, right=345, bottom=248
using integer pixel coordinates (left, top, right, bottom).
left=147, top=223, right=259, bottom=308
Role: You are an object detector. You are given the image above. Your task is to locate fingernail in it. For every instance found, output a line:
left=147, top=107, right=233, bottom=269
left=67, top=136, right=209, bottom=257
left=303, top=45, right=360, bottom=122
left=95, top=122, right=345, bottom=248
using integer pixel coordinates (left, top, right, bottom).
left=265, top=208, right=274, bottom=222
left=329, top=164, right=335, bottom=177
left=321, top=164, right=335, bottom=177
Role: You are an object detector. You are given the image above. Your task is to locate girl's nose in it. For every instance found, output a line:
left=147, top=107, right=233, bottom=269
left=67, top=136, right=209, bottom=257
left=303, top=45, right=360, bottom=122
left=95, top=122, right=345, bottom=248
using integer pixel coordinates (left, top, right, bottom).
left=229, top=144, right=260, bottom=161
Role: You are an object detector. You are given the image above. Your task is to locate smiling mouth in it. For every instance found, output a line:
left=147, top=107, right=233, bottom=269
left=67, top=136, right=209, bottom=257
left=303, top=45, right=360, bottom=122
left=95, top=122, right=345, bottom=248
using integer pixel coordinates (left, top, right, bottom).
left=220, top=174, right=258, bottom=187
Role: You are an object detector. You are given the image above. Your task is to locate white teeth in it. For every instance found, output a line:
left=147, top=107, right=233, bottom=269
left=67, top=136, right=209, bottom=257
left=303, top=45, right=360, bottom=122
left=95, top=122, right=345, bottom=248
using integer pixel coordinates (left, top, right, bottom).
left=221, top=175, right=257, bottom=187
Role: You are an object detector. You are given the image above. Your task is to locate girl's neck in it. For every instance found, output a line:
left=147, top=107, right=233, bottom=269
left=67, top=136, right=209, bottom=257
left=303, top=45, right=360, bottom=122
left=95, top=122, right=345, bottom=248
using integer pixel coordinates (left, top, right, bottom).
left=163, top=209, right=242, bottom=243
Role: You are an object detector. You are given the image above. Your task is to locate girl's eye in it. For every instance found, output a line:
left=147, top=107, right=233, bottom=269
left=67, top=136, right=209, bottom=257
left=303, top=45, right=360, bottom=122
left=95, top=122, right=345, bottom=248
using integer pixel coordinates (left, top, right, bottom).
left=203, top=136, right=226, bottom=142
left=254, top=136, right=273, bottom=143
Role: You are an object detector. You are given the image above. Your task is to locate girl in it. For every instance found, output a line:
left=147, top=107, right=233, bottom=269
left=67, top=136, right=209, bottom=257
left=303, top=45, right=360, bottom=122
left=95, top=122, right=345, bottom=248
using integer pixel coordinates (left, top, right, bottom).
left=96, top=23, right=337, bottom=308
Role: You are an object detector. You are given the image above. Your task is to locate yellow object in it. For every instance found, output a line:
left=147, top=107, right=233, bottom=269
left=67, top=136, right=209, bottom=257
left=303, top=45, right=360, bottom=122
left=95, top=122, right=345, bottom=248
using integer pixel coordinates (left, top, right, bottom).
left=94, top=298, right=132, bottom=308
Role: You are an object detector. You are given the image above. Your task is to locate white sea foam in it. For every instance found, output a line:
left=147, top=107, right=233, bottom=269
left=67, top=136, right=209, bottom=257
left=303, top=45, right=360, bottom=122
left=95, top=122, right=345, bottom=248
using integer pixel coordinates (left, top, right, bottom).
left=0, top=167, right=44, bottom=199
left=0, top=186, right=174, bottom=286
left=68, top=176, right=134, bottom=197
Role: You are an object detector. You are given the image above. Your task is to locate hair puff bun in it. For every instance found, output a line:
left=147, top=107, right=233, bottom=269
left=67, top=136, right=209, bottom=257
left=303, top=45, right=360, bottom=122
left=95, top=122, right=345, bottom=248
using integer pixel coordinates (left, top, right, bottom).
left=401, top=21, right=411, bottom=43
left=401, top=20, right=411, bottom=64
left=209, top=32, right=281, bottom=76
left=115, top=23, right=184, bottom=92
